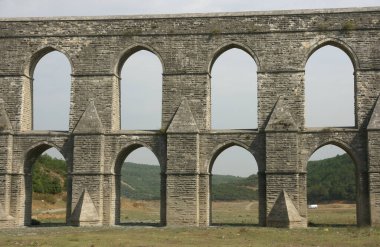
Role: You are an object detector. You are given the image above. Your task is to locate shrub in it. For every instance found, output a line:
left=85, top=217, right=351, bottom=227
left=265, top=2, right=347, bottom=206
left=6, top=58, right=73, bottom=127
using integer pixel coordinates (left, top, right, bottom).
left=32, top=154, right=66, bottom=194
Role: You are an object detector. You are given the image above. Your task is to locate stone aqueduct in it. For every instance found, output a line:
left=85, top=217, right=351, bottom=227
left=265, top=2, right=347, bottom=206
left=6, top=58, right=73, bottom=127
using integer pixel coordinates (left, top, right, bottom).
left=0, top=7, right=379, bottom=228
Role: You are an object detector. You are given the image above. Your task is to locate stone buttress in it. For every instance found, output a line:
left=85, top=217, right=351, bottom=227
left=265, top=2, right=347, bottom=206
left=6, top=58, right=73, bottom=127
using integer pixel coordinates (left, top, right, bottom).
left=70, top=100, right=103, bottom=226
left=165, top=98, right=200, bottom=226
left=0, top=99, right=15, bottom=227
left=265, top=97, right=306, bottom=227
left=367, top=96, right=380, bottom=226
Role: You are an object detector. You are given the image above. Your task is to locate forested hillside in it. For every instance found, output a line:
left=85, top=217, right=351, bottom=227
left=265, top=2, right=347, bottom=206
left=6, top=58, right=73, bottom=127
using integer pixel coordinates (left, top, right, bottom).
left=32, top=153, right=356, bottom=203
left=120, top=163, right=161, bottom=200
left=307, top=153, right=355, bottom=203
left=120, top=163, right=258, bottom=200
left=32, top=154, right=67, bottom=194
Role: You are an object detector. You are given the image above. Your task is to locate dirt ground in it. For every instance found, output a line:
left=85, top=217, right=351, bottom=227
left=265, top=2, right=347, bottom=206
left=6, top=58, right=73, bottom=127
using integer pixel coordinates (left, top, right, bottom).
left=32, top=197, right=356, bottom=226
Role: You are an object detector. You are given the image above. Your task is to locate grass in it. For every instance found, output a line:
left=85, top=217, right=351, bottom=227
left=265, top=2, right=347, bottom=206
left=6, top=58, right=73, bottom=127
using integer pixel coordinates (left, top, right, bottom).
left=212, top=200, right=258, bottom=225
left=0, top=224, right=378, bottom=247
left=120, top=199, right=160, bottom=224
left=11, top=199, right=377, bottom=246
left=32, top=193, right=67, bottom=224
left=308, top=203, right=356, bottom=226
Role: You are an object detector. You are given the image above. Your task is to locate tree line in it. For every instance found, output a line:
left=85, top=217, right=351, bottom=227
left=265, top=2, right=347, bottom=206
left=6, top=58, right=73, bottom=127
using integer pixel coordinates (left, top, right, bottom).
left=32, top=153, right=356, bottom=203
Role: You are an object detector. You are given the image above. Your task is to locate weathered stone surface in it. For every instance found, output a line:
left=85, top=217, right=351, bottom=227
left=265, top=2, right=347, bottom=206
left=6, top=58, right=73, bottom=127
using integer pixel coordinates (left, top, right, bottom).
left=0, top=203, right=12, bottom=220
left=167, top=98, right=199, bottom=133
left=266, top=97, right=298, bottom=132
left=0, top=7, right=378, bottom=228
left=0, top=99, right=12, bottom=132
left=368, top=96, right=380, bottom=130
left=73, top=100, right=104, bottom=134
left=71, top=189, right=100, bottom=226
left=267, top=190, right=307, bottom=228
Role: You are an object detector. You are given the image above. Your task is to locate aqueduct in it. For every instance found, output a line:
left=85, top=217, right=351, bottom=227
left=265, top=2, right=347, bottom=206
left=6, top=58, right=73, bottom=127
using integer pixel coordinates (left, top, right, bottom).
left=0, top=7, right=379, bottom=228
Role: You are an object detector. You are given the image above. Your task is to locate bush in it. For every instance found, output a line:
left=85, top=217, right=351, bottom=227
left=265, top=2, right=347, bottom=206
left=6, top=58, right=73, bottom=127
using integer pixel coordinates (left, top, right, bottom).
left=32, top=154, right=66, bottom=194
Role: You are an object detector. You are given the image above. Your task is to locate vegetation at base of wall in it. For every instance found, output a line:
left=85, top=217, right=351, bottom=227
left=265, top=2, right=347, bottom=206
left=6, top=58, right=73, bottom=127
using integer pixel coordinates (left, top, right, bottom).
left=32, top=154, right=67, bottom=194
left=307, top=153, right=355, bottom=203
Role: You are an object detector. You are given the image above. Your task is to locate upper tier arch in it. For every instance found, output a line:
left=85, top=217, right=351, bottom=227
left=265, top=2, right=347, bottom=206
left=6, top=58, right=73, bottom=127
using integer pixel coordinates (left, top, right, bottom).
left=208, top=42, right=261, bottom=73
left=303, top=38, right=360, bottom=70
left=114, top=44, right=165, bottom=76
left=25, top=46, right=74, bottom=78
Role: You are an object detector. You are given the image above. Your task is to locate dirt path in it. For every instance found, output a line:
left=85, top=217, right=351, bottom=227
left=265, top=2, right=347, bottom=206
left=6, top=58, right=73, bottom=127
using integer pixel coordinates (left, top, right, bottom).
left=38, top=208, right=65, bottom=214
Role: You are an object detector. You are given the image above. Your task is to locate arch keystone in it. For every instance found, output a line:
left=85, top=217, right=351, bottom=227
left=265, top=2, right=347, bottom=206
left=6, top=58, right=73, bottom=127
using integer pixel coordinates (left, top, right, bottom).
left=368, top=96, right=380, bottom=130
left=267, top=190, right=307, bottom=228
left=0, top=99, right=13, bottom=132
left=73, top=100, right=104, bottom=134
left=265, top=97, right=298, bottom=132
left=167, top=98, right=199, bottom=133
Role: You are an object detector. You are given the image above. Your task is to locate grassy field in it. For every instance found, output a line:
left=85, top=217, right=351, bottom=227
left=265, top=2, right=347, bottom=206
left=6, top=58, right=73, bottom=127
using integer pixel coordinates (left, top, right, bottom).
left=31, top=193, right=67, bottom=224
left=10, top=199, right=377, bottom=247
left=212, top=200, right=258, bottom=225
left=120, top=199, right=160, bottom=224
left=308, top=203, right=356, bottom=226
left=32, top=198, right=260, bottom=225
left=0, top=223, right=378, bottom=247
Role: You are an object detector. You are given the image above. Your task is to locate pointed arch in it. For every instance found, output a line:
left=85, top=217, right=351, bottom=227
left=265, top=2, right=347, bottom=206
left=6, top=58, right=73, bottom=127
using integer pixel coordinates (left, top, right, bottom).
left=306, top=140, right=360, bottom=170
left=113, top=142, right=164, bottom=225
left=304, top=38, right=360, bottom=70
left=114, top=44, right=165, bottom=76
left=23, top=143, right=70, bottom=226
left=208, top=140, right=259, bottom=174
left=113, top=141, right=163, bottom=174
left=208, top=142, right=260, bottom=226
left=117, top=44, right=163, bottom=130
left=209, top=43, right=259, bottom=129
left=24, top=141, right=67, bottom=173
left=304, top=40, right=356, bottom=128
left=25, top=46, right=74, bottom=78
left=24, top=47, right=72, bottom=131
left=306, top=143, right=358, bottom=226
left=208, top=42, right=261, bottom=73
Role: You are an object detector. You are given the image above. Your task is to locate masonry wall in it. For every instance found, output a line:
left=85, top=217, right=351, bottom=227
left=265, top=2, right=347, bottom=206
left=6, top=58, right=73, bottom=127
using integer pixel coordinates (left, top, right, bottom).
left=0, top=7, right=379, bottom=228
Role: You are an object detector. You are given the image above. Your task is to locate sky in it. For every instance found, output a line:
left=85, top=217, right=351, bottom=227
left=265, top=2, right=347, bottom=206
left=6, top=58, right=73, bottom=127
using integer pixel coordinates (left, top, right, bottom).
left=1, top=0, right=377, bottom=177
left=0, top=0, right=379, bottom=17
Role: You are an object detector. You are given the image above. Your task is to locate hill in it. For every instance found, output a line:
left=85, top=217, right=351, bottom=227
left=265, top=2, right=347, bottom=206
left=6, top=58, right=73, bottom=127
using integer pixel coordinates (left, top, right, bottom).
left=32, top=153, right=357, bottom=203
left=32, top=154, right=67, bottom=194
left=31, top=155, right=258, bottom=201
left=307, top=153, right=355, bottom=203
left=120, top=163, right=161, bottom=200
left=120, top=163, right=258, bottom=200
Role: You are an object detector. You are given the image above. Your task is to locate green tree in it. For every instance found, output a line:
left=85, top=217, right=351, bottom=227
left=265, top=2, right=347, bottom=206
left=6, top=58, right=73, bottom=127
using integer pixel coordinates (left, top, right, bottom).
left=32, top=154, right=66, bottom=194
left=307, top=154, right=355, bottom=203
